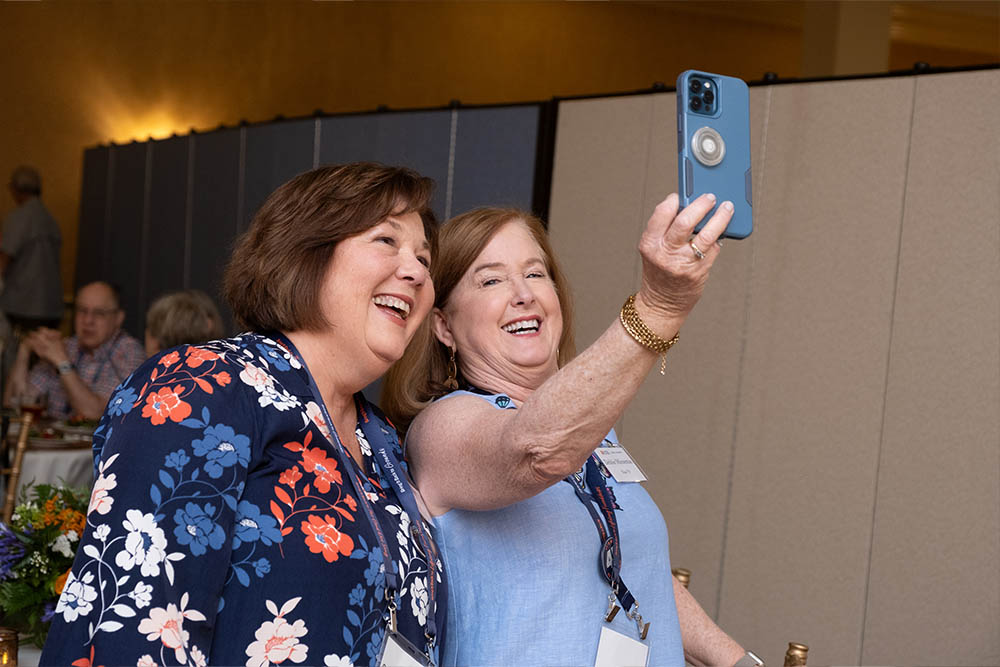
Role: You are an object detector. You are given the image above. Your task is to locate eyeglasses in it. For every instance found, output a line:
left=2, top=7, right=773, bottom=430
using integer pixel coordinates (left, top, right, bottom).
left=75, top=306, right=119, bottom=318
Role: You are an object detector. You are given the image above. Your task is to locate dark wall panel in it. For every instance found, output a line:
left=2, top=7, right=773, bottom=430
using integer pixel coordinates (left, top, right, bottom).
left=318, top=111, right=452, bottom=218
left=190, top=128, right=242, bottom=334
left=450, top=106, right=539, bottom=216
left=106, top=143, right=148, bottom=338
left=241, top=119, right=315, bottom=232
left=143, top=136, right=190, bottom=333
left=76, top=147, right=110, bottom=289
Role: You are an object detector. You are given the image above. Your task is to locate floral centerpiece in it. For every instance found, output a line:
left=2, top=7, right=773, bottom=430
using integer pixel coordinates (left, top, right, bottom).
left=0, top=482, right=89, bottom=647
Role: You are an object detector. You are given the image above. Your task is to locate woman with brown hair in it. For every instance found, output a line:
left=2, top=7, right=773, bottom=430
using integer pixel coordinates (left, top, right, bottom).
left=384, top=194, right=757, bottom=666
left=42, top=163, right=446, bottom=667
left=143, top=289, right=225, bottom=357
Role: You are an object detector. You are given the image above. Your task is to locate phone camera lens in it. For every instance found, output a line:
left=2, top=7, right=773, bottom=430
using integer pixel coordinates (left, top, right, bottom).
left=689, top=79, right=702, bottom=93
left=703, top=90, right=715, bottom=104
left=690, top=97, right=702, bottom=111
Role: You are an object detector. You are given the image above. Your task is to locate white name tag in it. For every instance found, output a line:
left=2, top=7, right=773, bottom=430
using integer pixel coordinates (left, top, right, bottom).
left=594, top=626, right=650, bottom=667
left=594, top=445, right=647, bottom=483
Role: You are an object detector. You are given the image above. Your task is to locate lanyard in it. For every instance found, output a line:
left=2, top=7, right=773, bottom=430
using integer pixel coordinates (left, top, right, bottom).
left=276, top=335, right=438, bottom=650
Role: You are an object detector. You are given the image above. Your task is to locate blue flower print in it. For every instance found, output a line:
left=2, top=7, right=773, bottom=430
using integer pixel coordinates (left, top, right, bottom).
left=164, top=449, right=190, bottom=471
left=108, top=387, right=137, bottom=416
left=363, top=547, right=386, bottom=601
left=252, top=558, right=271, bottom=577
left=232, top=500, right=283, bottom=549
left=191, top=424, right=251, bottom=478
left=173, top=502, right=226, bottom=556
left=367, top=626, right=385, bottom=663
left=348, top=583, right=365, bottom=607
left=256, top=343, right=291, bottom=371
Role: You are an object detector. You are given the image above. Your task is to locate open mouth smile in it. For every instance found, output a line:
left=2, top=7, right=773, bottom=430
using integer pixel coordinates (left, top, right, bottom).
left=501, top=318, right=540, bottom=335
left=373, top=294, right=412, bottom=321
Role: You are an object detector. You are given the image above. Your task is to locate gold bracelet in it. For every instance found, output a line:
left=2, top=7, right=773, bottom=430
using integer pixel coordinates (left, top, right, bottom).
left=619, top=293, right=679, bottom=375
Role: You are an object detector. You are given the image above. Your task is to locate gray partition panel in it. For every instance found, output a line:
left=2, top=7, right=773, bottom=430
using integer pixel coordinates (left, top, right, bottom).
left=190, top=128, right=242, bottom=335
left=242, top=119, right=316, bottom=232
left=863, top=70, right=1000, bottom=667
left=106, top=142, right=149, bottom=338
left=76, top=146, right=111, bottom=289
left=143, top=136, right=191, bottom=332
left=318, top=111, right=452, bottom=219
left=450, top=106, right=539, bottom=216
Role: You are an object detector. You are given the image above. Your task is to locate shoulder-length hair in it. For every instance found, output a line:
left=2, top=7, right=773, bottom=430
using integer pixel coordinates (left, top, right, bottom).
left=145, top=289, right=225, bottom=352
left=223, top=163, right=437, bottom=333
left=383, top=208, right=575, bottom=432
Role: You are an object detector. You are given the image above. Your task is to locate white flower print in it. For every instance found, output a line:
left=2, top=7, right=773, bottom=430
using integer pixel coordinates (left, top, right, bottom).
left=189, top=645, right=207, bottom=667
left=116, top=510, right=168, bottom=577
left=56, top=570, right=98, bottom=622
left=94, top=524, right=111, bottom=541
left=246, top=598, right=309, bottom=667
left=137, top=593, right=206, bottom=665
left=129, top=581, right=154, bottom=608
left=136, top=655, right=158, bottom=667
left=305, top=401, right=332, bottom=440
left=410, top=577, right=429, bottom=626
left=89, top=471, right=117, bottom=515
left=240, top=362, right=300, bottom=411
left=355, top=427, right=372, bottom=457
left=324, top=655, right=354, bottom=667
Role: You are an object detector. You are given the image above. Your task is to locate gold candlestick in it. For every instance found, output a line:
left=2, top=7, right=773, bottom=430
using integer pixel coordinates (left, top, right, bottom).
left=783, top=642, right=808, bottom=667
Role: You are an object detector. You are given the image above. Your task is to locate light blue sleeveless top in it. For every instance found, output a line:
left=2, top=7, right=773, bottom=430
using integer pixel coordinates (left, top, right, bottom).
left=430, top=389, right=684, bottom=666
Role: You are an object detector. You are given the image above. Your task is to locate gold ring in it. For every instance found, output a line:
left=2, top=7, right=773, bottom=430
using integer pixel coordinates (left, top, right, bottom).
left=690, top=241, right=706, bottom=260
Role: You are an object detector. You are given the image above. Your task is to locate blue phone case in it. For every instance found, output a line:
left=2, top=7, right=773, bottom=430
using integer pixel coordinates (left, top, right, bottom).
left=676, top=70, right=753, bottom=239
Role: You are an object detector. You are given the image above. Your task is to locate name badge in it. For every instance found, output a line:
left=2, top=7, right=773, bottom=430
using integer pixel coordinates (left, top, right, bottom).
left=378, top=629, right=431, bottom=667
left=594, top=445, right=647, bottom=483
left=594, top=626, right=649, bottom=667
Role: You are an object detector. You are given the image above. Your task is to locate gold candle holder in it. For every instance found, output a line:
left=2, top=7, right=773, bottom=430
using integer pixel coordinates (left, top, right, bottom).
left=783, top=642, right=808, bottom=667
left=0, top=627, right=18, bottom=666
left=671, top=567, right=691, bottom=589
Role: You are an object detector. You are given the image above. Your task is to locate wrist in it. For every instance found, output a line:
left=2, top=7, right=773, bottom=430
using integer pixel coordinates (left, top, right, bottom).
left=733, top=650, right=765, bottom=667
left=56, top=360, right=75, bottom=376
left=633, top=290, right=684, bottom=340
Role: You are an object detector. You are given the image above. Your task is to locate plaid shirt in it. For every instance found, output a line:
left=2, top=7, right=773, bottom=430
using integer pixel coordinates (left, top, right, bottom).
left=28, top=331, right=146, bottom=419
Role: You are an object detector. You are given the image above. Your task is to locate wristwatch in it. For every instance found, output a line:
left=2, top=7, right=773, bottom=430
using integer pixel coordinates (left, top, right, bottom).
left=56, top=361, right=75, bottom=376
left=733, top=651, right=765, bottom=667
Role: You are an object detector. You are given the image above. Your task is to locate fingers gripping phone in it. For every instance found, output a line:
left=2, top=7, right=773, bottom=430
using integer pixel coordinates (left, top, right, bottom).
left=676, top=70, right=753, bottom=239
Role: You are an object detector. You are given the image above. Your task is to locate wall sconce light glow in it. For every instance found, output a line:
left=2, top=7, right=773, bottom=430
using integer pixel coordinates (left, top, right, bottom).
left=109, top=108, right=184, bottom=144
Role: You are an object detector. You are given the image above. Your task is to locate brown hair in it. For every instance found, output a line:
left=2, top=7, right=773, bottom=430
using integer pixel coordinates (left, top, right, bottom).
left=224, top=163, right=437, bottom=332
left=382, top=208, right=575, bottom=432
left=145, top=289, right=225, bottom=352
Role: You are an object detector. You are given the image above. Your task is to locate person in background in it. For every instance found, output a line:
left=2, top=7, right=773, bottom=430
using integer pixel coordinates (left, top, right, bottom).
left=4, top=280, right=145, bottom=420
left=143, top=288, right=225, bottom=357
left=41, top=163, right=446, bottom=667
left=384, top=197, right=762, bottom=666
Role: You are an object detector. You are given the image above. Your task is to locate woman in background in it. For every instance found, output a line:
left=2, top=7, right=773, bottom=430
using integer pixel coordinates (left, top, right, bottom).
left=144, top=288, right=225, bottom=357
left=42, top=163, right=446, bottom=667
left=385, top=195, right=760, bottom=666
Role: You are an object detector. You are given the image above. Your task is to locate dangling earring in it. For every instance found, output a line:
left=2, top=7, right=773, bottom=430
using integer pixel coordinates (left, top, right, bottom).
left=444, top=347, right=459, bottom=390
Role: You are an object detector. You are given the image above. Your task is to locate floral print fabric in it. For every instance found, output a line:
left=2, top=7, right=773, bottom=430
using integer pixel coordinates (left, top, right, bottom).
left=41, top=333, right=445, bottom=667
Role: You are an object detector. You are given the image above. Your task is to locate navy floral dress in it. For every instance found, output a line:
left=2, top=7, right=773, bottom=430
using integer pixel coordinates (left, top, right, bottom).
left=41, top=333, right=446, bottom=667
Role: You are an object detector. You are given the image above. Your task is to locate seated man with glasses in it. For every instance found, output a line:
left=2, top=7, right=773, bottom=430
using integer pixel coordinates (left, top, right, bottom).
left=4, top=281, right=145, bottom=420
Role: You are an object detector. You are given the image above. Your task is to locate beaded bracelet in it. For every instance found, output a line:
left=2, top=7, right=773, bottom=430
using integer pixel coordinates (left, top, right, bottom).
left=619, top=293, right=679, bottom=375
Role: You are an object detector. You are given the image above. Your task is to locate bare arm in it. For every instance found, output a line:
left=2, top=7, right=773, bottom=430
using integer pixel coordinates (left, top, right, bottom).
left=3, top=340, right=31, bottom=407
left=25, top=328, right=108, bottom=420
left=408, top=193, right=734, bottom=514
left=673, top=576, right=745, bottom=667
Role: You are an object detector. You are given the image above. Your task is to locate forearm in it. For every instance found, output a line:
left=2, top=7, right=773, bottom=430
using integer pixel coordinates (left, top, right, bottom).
left=509, top=298, right=685, bottom=483
left=3, top=343, right=31, bottom=405
left=58, top=370, right=109, bottom=419
left=674, top=576, right=745, bottom=667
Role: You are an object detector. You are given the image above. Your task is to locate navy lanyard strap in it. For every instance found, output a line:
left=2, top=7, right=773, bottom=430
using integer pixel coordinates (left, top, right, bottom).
left=276, top=334, right=437, bottom=645
left=567, top=456, right=636, bottom=612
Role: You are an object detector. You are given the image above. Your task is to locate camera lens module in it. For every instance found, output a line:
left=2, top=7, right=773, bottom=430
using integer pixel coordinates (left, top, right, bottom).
left=703, top=90, right=715, bottom=104
left=689, top=79, right=702, bottom=93
left=690, top=97, right=702, bottom=111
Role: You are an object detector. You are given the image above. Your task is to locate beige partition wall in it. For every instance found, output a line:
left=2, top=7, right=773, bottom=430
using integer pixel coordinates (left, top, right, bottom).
left=547, top=69, right=999, bottom=667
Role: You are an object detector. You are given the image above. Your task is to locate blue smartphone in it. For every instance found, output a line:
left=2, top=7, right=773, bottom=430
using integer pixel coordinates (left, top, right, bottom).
left=676, top=70, right=753, bottom=239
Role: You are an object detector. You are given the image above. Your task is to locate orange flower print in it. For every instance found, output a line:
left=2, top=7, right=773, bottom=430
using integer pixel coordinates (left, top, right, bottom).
left=142, top=386, right=192, bottom=425
left=185, top=347, right=220, bottom=368
left=159, top=350, right=180, bottom=367
left=279, top=466, right=302, bottom=487
left=213, top=371, right=231, bottom=386
left=301, top=514, right=354, bottom=562
left=300, top=447, right=342, bottom=493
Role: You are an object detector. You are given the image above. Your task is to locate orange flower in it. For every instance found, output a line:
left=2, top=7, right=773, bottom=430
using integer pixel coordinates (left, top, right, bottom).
left=279, top=466, right=302, bottom=487
left=159, top=351, right=181, bottom=367
left=142, top=385, right=192, bottom=425
left=300, top=447, right=342, bottom=493
left=185, top=347, right=220, bottom=368
left=54, top=568, right=71, bottom=595
left=213, top=371, right=231, bottom=386
left=301, top=514, right=354, bottom=562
